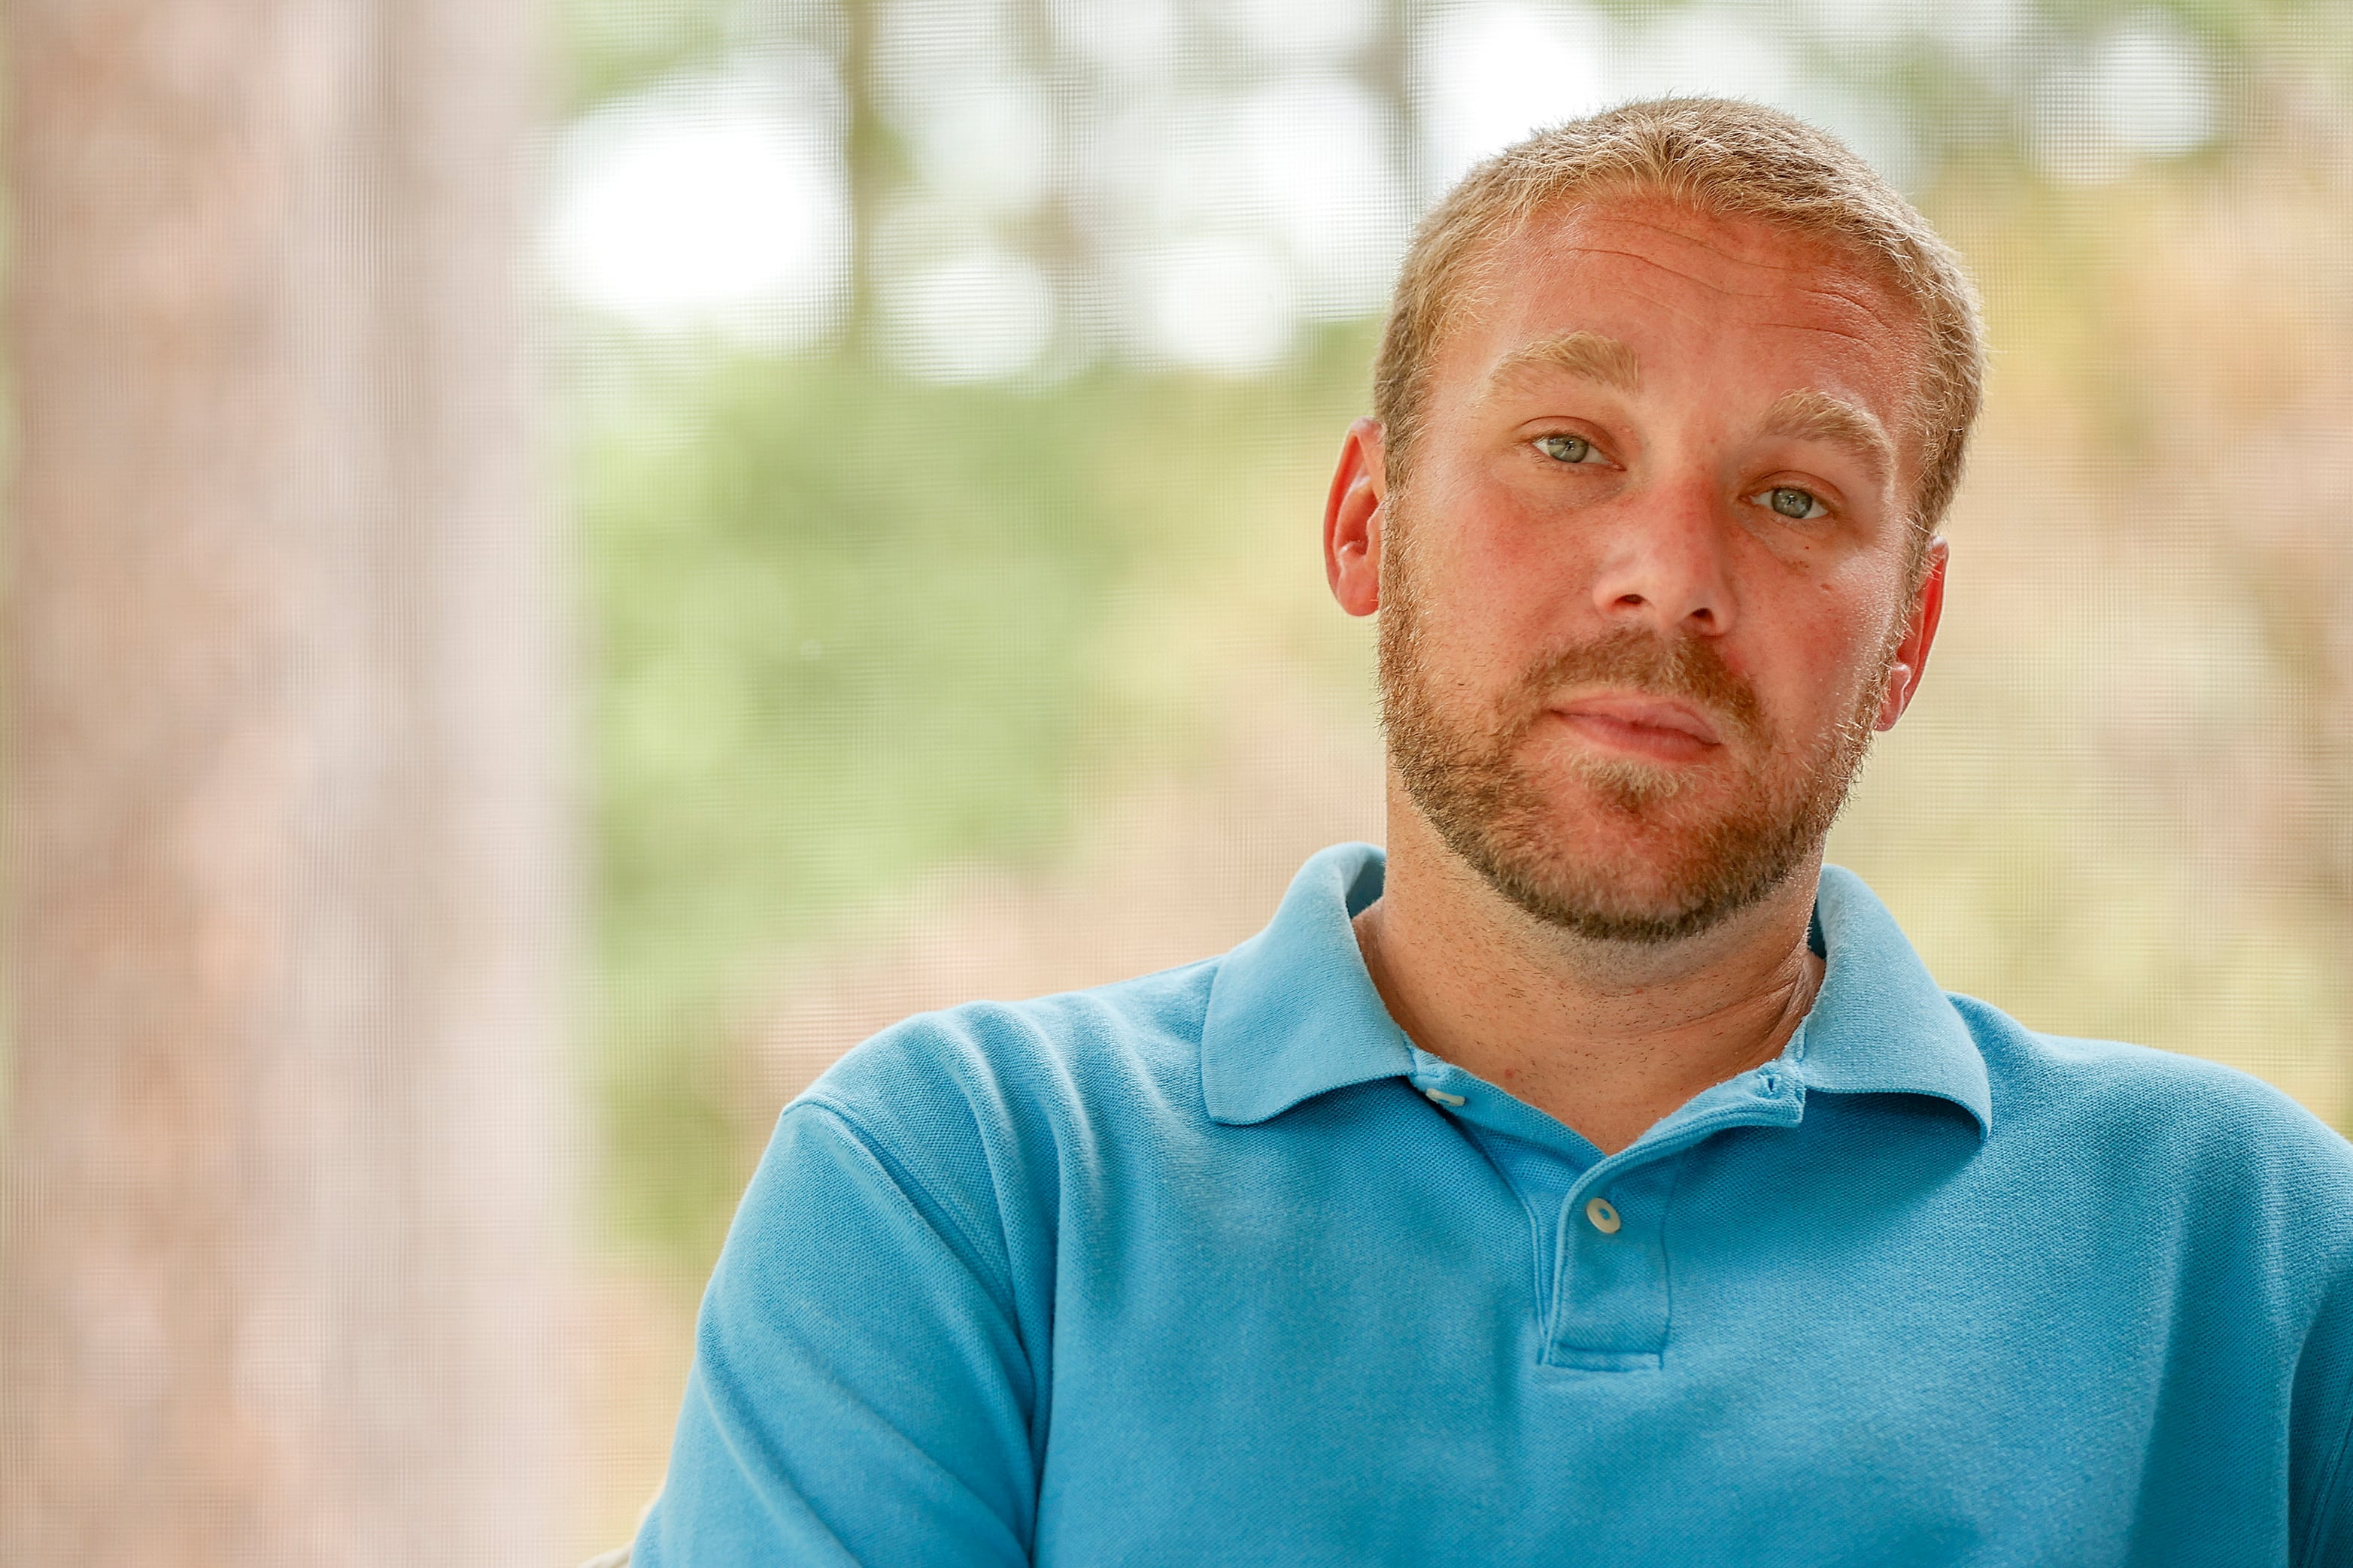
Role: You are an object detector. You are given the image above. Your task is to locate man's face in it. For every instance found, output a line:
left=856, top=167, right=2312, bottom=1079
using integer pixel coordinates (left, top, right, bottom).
left=1369, top=193, right=1940, bottom=943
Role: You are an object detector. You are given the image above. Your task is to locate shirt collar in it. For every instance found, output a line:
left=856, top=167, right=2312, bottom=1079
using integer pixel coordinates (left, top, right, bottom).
left=1793, top=863, right=1991, bottom=1136
left=1201, top=843, right=1991, bottom=1139
left=1201, top=843, right=1414, bottom=1124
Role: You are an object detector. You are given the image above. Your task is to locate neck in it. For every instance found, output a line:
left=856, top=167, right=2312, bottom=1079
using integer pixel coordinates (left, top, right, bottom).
left=1353, top=773, right=1826, bottom=1155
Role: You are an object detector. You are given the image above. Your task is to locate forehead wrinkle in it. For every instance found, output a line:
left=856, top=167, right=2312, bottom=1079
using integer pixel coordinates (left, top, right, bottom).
left=1532, top=213, right=1911, bottom=329
left=1758, top=388, right=1895, bottom=482
left=1483, top=329, right=1643, bottom=398
left=1547, top=243, right=1775, bottom=301
left=1793, top=284, right=1908, bottom=340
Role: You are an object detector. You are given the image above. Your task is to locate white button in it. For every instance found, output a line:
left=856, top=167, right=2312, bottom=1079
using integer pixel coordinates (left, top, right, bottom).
left=1584, top=1196, right=1622, bottom=1235
left=1424, top=1087, right=1465, bottom=1107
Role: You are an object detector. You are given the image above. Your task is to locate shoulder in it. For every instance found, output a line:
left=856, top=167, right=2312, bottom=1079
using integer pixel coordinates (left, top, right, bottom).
left=802, top=954, right=1222, bottom=1113
left=784, top=954, right=1224, bottom=1179
left=1950, top=988, right=2353, bottom=1242
left=716, top=957, right=1227, bottom=1321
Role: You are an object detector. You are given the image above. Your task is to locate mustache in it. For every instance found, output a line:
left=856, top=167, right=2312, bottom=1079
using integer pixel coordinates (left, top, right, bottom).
left=1504, top=626, right=1764, bottom=741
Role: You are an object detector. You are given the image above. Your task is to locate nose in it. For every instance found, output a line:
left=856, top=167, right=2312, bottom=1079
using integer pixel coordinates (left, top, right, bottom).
left=1588, top=475, right=1736, bottom=638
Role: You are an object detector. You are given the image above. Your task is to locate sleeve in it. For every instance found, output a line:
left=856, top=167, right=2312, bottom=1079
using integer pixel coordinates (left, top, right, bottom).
left=630, top=1100, right=1040, bottom=1568
left=2294, top=1269, right=2353, bottom=1568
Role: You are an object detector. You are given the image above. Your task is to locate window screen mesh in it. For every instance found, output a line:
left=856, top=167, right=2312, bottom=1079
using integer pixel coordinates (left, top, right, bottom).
left=543, top=2, right=2351, bottom=1549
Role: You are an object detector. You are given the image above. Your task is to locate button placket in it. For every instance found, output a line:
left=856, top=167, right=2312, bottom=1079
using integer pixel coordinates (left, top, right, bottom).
left=1543, top=1157, right=1679, bottom=1370
left=1537, top=1079, right=1806, bottom=1370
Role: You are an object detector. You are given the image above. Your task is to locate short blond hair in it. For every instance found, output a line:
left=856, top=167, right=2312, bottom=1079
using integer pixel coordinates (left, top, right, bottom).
left=1374, top=97, right=1986, bottom=553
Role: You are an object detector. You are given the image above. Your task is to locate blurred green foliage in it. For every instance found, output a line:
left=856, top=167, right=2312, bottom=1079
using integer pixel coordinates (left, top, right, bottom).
left=578, top=327, right=1380, bottom=1257
left=554, top=0, right=737, bottom=116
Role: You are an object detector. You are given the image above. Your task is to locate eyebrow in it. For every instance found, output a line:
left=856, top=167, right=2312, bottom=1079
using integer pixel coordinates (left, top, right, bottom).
left=1757, top=389, right=1896, bottom=483
left=1484, top=330, right=1643, bottom=396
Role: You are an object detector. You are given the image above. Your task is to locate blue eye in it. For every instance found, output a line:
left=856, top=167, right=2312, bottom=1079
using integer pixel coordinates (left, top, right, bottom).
left=1754, top=485, right=1826, bottom=521
left=1536, top=434, right=1594, bottom=464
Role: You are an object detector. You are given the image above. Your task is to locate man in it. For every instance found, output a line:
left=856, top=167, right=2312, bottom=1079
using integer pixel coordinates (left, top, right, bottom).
left=633, top=99, right=2353, bottom=1565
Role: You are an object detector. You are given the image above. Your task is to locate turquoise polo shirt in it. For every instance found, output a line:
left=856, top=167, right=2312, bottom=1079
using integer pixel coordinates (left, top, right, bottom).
left=637, top=842, right=2353, bottom=1566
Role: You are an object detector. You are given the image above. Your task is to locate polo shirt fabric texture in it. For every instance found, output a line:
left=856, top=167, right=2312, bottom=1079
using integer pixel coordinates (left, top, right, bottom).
left=636, top=842, right=2353, bottom=1566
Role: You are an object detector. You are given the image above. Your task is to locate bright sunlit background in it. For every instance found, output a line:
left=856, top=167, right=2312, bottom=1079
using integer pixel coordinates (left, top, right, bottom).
left=540, top=0, right=2353, bottom=1551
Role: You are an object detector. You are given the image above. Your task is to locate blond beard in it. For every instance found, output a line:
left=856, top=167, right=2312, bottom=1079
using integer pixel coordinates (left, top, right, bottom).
left=1375, top=499, right=1897, bottom=944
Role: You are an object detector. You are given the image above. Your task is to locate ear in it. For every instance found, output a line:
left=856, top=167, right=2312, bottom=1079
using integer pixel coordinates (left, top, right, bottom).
left=1323, top=417, right=1388, bottom=618
left=1874, top=535, right=1948, bottom=732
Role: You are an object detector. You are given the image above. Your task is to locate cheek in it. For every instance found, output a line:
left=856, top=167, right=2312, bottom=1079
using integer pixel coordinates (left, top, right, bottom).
left=1404, top=500, right=1574, bottom=657
left=1755, top=587, right=1899, bottom=730
left=1462, top=501, right=1616, bottom=650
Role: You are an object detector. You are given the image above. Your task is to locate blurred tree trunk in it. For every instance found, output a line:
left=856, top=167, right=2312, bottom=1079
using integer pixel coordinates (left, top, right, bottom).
left=0, top=4, right=575, bottom=1566
left=1013, top=0, right=1100, bottom=375
left=1363, top=0, right=1428, bottom=223
left=840, top=0, right=902, bottom=356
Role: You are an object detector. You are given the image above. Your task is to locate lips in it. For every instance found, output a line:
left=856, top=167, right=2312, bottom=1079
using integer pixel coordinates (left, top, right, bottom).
left=1549, top=693, right=1725, bottom=750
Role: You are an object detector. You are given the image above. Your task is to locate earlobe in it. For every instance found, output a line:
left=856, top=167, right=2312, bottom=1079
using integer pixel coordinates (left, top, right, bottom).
left=1875, top=535, right=1949, bottom=732
left=1872, top=663, right=1914, bottom=732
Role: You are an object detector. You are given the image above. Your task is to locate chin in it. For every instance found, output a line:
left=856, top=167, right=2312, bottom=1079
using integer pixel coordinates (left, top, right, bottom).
left=1487, top=817, right=1721, bottom=936
left=1466, top=779, right=1810, bottom=945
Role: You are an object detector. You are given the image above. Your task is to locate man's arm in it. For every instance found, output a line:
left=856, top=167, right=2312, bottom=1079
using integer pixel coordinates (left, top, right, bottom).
left=632, top=1099, right=1040, bottom=1566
